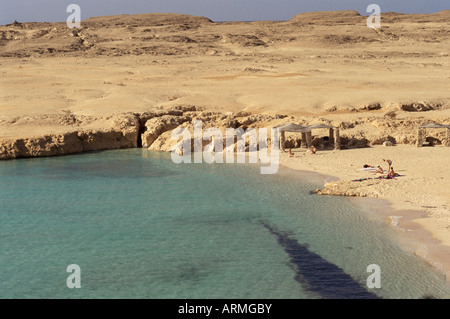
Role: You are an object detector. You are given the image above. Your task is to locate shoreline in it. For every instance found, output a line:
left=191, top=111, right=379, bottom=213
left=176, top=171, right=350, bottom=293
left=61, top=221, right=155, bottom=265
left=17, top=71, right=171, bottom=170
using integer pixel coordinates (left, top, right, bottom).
left=279, top=146, right=450, bottom=283
left=349, top=194, right=449, bottom=282
left=2, top=143, right=449, bottom=283
left=1, top=145, right=449, bottom=289
left=2, top=144, right=449, bottom=283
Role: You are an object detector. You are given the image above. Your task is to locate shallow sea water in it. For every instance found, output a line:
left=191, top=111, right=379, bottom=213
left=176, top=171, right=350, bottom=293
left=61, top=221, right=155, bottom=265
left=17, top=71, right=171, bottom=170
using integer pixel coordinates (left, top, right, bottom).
left=0, top=149, right=449, bottom=299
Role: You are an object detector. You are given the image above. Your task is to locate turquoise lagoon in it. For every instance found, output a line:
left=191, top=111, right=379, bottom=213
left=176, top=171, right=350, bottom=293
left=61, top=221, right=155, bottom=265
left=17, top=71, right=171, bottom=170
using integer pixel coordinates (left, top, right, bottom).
left=0, top=149, right=449, bottom=299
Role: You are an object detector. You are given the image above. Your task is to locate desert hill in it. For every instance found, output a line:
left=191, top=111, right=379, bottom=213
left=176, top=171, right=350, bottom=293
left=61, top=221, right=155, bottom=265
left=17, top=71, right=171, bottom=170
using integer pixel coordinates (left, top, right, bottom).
left=1, top=11, right=449, bottom=57
left=0, top=11, right=449, bottom=154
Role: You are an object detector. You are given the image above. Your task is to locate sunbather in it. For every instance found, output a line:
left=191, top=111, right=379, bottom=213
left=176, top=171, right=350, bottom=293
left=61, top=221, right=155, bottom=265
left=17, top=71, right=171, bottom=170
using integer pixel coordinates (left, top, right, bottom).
left=387, top=167, right=399, bottom=178
left=373, top=165, right=384, bottom=175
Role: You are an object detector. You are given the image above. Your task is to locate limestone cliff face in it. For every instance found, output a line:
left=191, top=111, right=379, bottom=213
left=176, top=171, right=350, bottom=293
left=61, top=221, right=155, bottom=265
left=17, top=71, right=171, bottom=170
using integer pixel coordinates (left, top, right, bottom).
left=0, top=132, right=83, bottom=159
left=141, top=115, right=190, bottom=148
left=1, top=106, right=449, bottom=160
left=113, top=114, right=141, bottom=148
left=0, top=114, right=140, bottom=160
left=315, top=180, right=377, bottom=197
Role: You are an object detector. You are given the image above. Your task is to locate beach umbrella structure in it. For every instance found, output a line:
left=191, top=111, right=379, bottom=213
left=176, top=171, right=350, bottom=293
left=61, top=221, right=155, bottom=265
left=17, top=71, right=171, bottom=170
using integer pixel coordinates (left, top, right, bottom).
left=308, top=124, right=341, bottom=151
left=276, top=123, right=340, bottom=151
left=416, top=123, right=450, bottom=147
left=275, top=123, right=310, bottom=152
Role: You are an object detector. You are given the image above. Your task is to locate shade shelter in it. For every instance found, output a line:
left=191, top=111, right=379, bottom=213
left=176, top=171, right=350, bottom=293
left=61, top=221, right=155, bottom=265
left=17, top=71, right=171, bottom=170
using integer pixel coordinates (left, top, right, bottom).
left=308, top=124, right=341, bottom=151
left=275, top=123, right=310, bottom=152
left=416, top=123, right=450, bottom=147
left=276, top=123, right=340, bottom=151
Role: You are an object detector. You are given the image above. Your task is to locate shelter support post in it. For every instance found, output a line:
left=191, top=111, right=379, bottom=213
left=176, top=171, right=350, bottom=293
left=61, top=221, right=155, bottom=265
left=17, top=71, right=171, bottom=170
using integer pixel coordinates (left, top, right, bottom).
left=334, top=128, right=341, bottom=150
left=446, top=128, right=450, bottom=147
left=416, top=128, right=425, bottom=147
left=301, top=132, right=307, bottom=148
left=306, top=132, right=312, bottom=148
left=280, top=131, right=286, bottom=152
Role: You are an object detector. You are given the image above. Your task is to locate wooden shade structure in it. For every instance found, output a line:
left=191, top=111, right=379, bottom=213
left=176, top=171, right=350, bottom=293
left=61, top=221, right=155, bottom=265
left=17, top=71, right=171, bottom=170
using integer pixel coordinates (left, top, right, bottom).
left=276, top=123, right=340, bottom=151
left=416, top=123, right=450, bottom=147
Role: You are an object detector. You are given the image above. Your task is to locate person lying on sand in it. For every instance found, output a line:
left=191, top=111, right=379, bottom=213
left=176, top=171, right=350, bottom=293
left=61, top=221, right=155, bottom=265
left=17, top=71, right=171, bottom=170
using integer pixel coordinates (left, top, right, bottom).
left=354, top=166, right=401, bottom=182
left=310, top=146, right=317, bottom=155
left=386, top=166, right=399, bottom=179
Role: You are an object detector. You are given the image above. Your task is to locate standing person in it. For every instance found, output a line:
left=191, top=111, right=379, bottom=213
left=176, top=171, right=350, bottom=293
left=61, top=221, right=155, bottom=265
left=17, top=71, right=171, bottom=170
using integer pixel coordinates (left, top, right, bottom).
left=289, top=148, right=295, bottom=157
left=383, top=159, right=392, bottom=170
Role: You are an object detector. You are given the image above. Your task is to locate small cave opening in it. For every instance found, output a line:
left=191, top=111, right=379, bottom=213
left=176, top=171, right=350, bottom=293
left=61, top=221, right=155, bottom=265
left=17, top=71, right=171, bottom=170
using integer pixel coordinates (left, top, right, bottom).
left=137, top=122, right=147, bottom=148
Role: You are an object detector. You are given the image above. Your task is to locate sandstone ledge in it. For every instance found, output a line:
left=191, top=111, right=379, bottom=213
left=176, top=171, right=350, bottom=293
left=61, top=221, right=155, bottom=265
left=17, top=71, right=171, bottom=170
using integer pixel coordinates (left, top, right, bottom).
left=0, top=129, right=136, bottom=160
left=1, top=107, right=449, bottom=160
left=315, top=179, right=383, bottom=197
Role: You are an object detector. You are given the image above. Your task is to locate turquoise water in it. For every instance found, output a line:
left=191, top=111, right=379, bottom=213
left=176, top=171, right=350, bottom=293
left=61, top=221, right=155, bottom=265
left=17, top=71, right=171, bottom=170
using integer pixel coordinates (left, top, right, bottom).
left=0, top=149, right=449, bottom=299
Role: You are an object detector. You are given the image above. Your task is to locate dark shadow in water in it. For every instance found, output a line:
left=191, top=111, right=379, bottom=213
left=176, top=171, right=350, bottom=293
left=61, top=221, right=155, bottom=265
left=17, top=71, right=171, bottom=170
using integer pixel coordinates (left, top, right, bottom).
left=1, top=150, right=178, bottom=180
left=262, top=222, right=379, bottom=299
left=41, top=159, right=177, bottom=180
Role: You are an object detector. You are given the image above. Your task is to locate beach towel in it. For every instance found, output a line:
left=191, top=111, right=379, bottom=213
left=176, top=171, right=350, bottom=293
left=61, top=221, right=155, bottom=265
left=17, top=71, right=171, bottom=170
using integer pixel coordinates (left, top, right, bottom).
left=358, top=168, right=387, bottom=173
left=352, top=175, right=397, bottom=182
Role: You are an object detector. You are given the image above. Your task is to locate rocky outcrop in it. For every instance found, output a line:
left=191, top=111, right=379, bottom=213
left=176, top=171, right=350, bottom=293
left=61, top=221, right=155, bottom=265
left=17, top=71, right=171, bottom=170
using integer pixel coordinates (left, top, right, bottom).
left=339, top=136, right=370, bottom=149
left=77, top=129, right=137, bottom=151
left=315, top=180, right=381, bottom=198
left=148, top=130, right=185, bottom=152
left=1, top=105, right=449, bottom=160
left=370, top=135, right=397, bottom=146
left=0, top=132, right=83, bottom=159
left=0, top=114, right=140, bottom=160
left=113, top=113, right=140, bottom=148
left=400, top=102, right=442, bottom=112
left=141, top=115, right=190, bottom=148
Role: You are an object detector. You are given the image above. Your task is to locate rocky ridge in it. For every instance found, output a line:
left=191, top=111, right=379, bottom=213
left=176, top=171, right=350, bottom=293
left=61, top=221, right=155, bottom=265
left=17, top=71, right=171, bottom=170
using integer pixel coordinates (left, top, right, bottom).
left=1, top=102, right=449, bottom=160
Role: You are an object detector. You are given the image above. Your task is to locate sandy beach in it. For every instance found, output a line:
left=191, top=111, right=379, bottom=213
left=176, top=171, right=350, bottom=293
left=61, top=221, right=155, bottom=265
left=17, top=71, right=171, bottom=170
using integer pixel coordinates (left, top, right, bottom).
left=279, top=145, right=450, bottom=280
left=1, top=11, right=449, bottom=285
